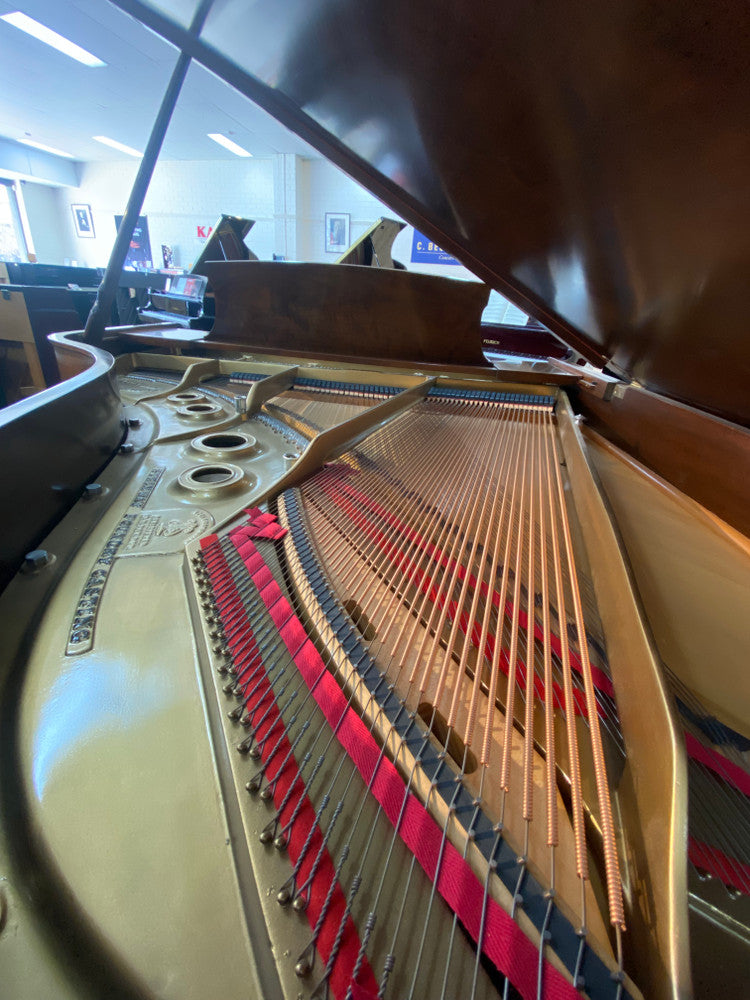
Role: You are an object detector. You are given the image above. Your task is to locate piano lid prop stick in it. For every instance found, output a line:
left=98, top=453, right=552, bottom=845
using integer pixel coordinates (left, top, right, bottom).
left=83, top=0, right=215, bottom=344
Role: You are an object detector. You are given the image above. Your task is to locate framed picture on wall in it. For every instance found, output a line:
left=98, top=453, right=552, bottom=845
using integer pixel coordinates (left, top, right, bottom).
left=325, top=212, right=350, bottom=254
left=71, top=203, right=95, bottom=239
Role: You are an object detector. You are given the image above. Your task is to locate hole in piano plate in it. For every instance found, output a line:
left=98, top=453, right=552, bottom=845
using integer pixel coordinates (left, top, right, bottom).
left=191, top=431, right=257, bottom=457
left=177, top=400, right=225, bottom=421
left=417, top=701, right=478, bottom=774
left=201, top=433, right=248, bottom=449
left=176, top=463, right=247, bottom=496
left=187, top=465, right=234, bottom=484
left=168, top=390, right=206, bottom=404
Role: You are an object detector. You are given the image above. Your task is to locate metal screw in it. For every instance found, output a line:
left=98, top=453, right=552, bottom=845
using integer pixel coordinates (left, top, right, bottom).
left=23, top=550, right=50, bottom=572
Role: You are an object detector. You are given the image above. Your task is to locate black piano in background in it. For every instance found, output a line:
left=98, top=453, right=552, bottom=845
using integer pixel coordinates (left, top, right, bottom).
left=132, top=214, right=256, bottom=329
left=1, top=262, right=102, bottom=288
left=0, top=3, right=749, bottom=1000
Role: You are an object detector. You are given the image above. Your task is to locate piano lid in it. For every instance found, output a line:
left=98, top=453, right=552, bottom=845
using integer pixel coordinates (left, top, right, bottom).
left=124, top=0, right=750, bottom=423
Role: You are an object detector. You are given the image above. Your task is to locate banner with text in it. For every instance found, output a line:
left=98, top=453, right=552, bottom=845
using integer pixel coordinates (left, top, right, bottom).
left=410, top=231, right=460, bottom=265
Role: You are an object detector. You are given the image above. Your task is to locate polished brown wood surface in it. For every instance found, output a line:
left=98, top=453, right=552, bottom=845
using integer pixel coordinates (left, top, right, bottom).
left=108, top=0, right=750, bottom=424
left=578, top=382, right=750, bottom=537
left=203, top=261, right=491, bottom=367
left=483, top=325, right=569, bottom=361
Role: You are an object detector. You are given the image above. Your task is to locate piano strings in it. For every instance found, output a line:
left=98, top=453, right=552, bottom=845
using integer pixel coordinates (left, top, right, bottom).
left=290, top=394, right=627, bottom=963
left=262, top=380, right=392, bottom=439
left=191, top=379, right=750, bottom=997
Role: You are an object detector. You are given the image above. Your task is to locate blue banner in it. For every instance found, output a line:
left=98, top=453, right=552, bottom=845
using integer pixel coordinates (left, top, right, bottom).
left=410, top=230, right=460, bottom=265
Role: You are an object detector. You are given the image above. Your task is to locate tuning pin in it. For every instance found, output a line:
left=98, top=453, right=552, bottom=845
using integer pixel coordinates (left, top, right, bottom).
left=277, top=884, right=293, bottom=905
left=246, top=773, right=262, bottom=795
left=295, top=941, right=315, bottom=977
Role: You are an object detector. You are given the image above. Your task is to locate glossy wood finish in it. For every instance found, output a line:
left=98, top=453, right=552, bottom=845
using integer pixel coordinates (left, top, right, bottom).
left=577, top=382, right=750, bottom=538
left=0, top=335, right=122, bottom=593
left=113, top=0, right=750, bottom=423
left=203, top=261, right=491, bottom=367
left=483, top=325, right=570, bottom=361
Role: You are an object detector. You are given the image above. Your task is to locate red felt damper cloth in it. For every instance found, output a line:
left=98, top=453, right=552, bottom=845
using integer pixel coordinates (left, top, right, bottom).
left=200, top=534, right=377, bottom=1000
left=221, top=528, right=582, bottom=1000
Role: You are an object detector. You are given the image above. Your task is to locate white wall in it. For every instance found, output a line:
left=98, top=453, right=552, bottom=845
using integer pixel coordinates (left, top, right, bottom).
left=21, top=181, right=69, bottom=264
left=52, top=156, right=278, bottom=268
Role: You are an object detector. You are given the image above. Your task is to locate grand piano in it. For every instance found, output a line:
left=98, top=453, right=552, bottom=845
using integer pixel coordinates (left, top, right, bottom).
left=0, top=3, right=748, bottom=999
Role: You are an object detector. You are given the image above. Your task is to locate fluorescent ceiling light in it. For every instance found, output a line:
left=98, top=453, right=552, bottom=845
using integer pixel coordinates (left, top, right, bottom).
left=207, top=133, right=252, bottom=157
left=17, top=137, right=75, bottom=159
left=1, top=12, right=105, bottom=67
left=93, top=135, right=142, bottom=158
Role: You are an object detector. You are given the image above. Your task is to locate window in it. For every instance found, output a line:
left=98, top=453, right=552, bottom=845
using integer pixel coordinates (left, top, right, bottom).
left=0, top=179, right=28, bottom=262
